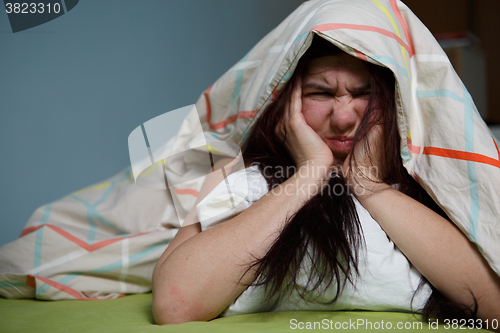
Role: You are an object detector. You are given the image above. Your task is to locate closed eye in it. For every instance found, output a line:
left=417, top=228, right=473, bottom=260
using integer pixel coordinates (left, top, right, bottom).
left=308, top=92, right=331, bottom=96
left=355, top=90, right=371, bottom=97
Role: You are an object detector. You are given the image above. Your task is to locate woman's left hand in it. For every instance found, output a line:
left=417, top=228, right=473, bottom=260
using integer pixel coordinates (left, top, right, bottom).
left=342, top=123, right=386, bottom=198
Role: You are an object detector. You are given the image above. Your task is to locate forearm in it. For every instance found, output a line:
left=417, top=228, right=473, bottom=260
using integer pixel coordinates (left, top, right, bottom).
left=152, top=168, right=326, bottom=324
left=357, top=184, right=500, bottom=322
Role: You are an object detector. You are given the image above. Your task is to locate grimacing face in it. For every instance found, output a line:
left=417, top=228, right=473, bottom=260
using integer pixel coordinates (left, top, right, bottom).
left=301, top=53, right=373, bottom=166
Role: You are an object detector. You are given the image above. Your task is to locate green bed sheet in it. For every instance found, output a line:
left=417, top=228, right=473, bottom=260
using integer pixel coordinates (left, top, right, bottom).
left=0, top=293, right=492, bottom=332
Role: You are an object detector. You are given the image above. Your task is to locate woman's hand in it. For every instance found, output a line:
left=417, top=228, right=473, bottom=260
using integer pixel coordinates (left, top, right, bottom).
left=276, top=77, right=334, bottom=173
left=342, top=123, right=387, bottom=197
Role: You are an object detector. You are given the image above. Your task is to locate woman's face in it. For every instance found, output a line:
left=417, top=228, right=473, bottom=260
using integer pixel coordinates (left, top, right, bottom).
left=301, top=54, right=372, bottom=165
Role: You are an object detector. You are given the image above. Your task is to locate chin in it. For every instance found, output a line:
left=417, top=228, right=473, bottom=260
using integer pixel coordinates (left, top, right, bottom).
left=331, top=156, right=348, bottom=172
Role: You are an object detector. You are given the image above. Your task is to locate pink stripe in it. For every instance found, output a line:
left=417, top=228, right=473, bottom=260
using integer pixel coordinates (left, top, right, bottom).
left=46, top=224, right=93, bottom=250
left=209, top=109, right=259, bottom=130
left=175, top=188, right=200, bottom=197
left=389, top=0, right=415, bottom=57
left=205, top=80, right=259, bottom=130
left=26, top=275, right=36, bottom=289
left=354, top=48, right=368, bottom=61
left=237, top=109, right=259, bottom=119
left=20, top=224, right=151, bottom=252
left=30, top=275, right=124, bottom=300
left=272, top=84, right=279, bottom=101
left=204, top=84, right=215, bottom=129
left=20, top=225, right=43, bottom=237
left=312, top=23, right=413, bottom=56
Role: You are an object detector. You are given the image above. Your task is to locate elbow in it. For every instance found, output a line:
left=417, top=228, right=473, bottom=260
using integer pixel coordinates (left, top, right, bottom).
left=152, top=300, right=194, bottom=325
left=152, top=285, right=218, bottom=325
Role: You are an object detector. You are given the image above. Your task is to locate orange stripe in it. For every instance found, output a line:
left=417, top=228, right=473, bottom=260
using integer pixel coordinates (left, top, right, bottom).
left=354, top=48, right=368, bottom=61
left=423, top=147, right=500, bottom=168
left=312, top=23, right=413, bottom=56
left=87, top=232, right=151, bottom=252
left=204, top=84, right=214, bottom=128
left=209, top=109, right=259, bottom=130
left=30, top=275, right=124, bottom=300
left=19, top=225, right=43, bottom=237
left=389, top=0, right=415, bottom=56
left=26, top=275, right=36, bottom=289
left=272, top=84, right=279, bottom=101
left=407, top=137, right=500, bottom=169
left=45, top=224, right=91, bottom=250
left=237, top=109, right=259, bottom=119
left=413, top=173, right=421, bottom=185
left=205, top=80, right=259, bottom=130
left=20, top=224, right=151, bottom=252
left=174, top=188, right=200, bottom=197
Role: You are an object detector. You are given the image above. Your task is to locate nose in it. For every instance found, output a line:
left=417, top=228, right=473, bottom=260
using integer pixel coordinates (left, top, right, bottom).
left=330, top=96, right=358, bottom=132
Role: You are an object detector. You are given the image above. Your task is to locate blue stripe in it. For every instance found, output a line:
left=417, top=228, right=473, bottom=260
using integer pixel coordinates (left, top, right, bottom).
left=128, top=241, right=169, bottom=263
left=416, top=89, right=463, bottom=103
left=89, top=241, right=169, bottom=274
left=416, top=86, right=481, bottom=243
left=462, top=85, right=480, bottom=242
left=0, top=282, right=26, bottom=288
left=70, top=179, right=124, bottom=244
left=70, top=194, right=90, bottom=207
left=40, top=204, right=51, bottom=224
left=36, top=273, right=83, bottom=297
left=33, top=203, right=51, bottom=269
left=294, top=32, right=309, bottom=42
left=281, top=72, right=293, bottom=82
left=36, top=282, right=50, bottom=296
left=400, top=146, right=410, bottom=163
left=57, top=273, right=83, bottom=286
left=34, top=228, right=44, bottom=269
left=34, top=241, right=170, bottom=297
left=121, top=167, right=132, bottom=181
left=90, top=207, right=124, bottom=235
left=93, top=181, right=115, bottom=206
left=86, top=212, right=96, bottom=245
left=371, top=55, right=408, bottom=79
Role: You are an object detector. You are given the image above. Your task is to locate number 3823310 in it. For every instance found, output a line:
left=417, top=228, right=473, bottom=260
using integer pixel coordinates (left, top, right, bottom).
left=5, top=2, right=62, bottom=14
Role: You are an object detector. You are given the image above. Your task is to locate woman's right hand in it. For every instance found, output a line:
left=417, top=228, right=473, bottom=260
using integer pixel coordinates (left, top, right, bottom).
left=275, top=77, right=334, bottom=173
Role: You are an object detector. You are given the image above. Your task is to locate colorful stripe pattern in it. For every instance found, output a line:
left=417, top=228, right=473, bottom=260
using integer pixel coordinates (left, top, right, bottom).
left=0, top=167, right=175, bottom=299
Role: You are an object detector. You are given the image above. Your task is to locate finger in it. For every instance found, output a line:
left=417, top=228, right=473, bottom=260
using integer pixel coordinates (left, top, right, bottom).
left=289, top=76, right=302, bottom=118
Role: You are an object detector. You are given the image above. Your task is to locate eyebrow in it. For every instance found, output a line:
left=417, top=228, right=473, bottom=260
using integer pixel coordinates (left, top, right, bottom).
left=302, top=82, right=371, bottom=93
left=302, top=83, right=334, bottom=92
left=350, top=83, right=371, bottom=93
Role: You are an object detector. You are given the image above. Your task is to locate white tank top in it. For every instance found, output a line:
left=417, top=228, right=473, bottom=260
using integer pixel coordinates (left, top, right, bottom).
left=196, top=165, right=432, bottom=316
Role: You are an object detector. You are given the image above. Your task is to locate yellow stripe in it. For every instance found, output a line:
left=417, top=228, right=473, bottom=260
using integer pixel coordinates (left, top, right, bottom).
left=73, top=183, right=113, bottom=194
left=72, top=173, right=134, bottom=195
left=202, top=144, right=224, bottom=156
left=138, top=160, right=165, bottom=177
left=370, top=0, right=410, bottom=81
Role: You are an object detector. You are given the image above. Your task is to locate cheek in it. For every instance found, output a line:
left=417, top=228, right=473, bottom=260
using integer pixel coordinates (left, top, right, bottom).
left=353, top=100, right=370, bottom=120
left=301, top=100, right=330, bottom=132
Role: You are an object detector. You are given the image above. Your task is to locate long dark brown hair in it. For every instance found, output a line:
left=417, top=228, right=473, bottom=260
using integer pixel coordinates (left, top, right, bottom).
left=242, top=36, right=477, bottom=320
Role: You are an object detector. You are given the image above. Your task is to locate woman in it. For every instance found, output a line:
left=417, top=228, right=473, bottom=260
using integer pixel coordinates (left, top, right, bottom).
left=151, top=36, right=500, bottom=325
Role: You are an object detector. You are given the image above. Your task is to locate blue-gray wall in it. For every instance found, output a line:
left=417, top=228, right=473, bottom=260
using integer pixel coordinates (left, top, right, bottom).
left=0, top=0, right=304, bottom=246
